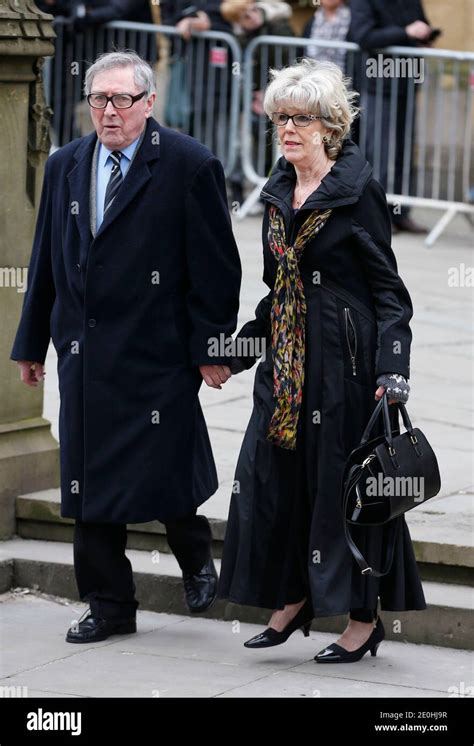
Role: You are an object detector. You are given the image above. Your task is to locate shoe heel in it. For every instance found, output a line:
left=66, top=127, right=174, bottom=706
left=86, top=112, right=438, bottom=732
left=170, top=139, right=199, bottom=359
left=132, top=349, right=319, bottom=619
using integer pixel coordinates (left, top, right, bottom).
left=370, top=642, right=381, bottom=657
left=302, top=622, right=311, bottom=638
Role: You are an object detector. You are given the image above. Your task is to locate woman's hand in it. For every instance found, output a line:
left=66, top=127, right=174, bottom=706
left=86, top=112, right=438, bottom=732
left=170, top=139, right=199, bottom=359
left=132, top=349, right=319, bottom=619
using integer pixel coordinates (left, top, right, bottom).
left=374, top=385, right=397, bottom=405
left=375, top=373, right=410, bottom=404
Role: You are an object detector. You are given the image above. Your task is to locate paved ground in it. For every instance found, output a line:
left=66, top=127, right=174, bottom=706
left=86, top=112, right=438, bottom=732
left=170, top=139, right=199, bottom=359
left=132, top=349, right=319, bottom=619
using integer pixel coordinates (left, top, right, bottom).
left=0, top=591, right=472, bottom=698
left=3, top=206, right=473, bottom=698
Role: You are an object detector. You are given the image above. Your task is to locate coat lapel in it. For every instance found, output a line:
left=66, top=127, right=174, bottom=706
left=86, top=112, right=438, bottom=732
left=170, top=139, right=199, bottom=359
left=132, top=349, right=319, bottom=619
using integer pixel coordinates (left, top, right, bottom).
left=66, top=117, right=162, bottom=253
left=95, top=117, right=161, bottom=240
left=66, top=131, right=97, bottom=252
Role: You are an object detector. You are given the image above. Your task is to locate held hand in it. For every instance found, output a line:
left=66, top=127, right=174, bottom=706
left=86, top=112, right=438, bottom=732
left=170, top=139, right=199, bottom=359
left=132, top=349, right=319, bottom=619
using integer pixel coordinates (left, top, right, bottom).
left=199, top=364, right=232, bottom=389
left=374, top=385, right=397, bottom=405
left=405, top=20, right=432, bottom=41
left=17, top=361, right=45, bottom=387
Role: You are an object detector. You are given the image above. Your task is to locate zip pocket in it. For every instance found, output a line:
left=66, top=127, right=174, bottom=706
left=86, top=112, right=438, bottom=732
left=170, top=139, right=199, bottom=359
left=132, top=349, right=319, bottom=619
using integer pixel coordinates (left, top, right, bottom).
left=344, top=307, right=358, bottom=376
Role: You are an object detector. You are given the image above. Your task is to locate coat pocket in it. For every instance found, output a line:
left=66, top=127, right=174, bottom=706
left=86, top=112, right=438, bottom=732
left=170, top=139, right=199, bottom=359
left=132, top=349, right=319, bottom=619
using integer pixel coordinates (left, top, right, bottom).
left=338, top=302, right=373, bottom=384
left=343, top=306, right=358, bottom=377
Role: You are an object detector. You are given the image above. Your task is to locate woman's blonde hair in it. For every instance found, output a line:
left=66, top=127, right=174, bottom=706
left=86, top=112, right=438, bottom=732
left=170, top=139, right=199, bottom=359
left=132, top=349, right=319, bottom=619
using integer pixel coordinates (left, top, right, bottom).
left=263, top=58, right=359, bottom=159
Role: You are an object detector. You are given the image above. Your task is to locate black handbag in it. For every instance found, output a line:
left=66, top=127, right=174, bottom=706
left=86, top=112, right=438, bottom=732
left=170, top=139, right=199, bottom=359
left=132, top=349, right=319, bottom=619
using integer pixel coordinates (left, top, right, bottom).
left=341, top=392, right=441, bottom=577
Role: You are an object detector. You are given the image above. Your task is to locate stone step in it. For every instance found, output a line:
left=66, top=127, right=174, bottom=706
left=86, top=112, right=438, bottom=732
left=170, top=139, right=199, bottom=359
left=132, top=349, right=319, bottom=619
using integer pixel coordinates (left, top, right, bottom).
left=15, top=488, right=474, bottom=587
left=0, top=537, right=472, bottom=651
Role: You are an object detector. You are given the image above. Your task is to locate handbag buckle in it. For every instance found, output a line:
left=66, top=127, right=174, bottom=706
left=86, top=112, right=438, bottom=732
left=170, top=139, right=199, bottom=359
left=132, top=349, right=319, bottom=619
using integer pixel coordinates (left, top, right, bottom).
left=388, top=445, right=396, bottom=456
left=361, top=567, right=373, bottom=575
left=410, top=434, right=418, bottom=445
left=362, top=453, right=376, bottom=467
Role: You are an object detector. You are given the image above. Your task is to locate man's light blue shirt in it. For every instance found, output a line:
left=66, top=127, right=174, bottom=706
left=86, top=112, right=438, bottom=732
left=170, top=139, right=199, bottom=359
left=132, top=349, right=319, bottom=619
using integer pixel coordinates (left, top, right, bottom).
left=96, top=136, right=141, bottom=231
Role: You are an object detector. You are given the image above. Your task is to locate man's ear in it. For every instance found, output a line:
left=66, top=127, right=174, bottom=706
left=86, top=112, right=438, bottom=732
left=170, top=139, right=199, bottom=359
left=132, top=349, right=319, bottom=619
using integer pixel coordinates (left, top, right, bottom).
left=145, top=93, right=156, bottom=116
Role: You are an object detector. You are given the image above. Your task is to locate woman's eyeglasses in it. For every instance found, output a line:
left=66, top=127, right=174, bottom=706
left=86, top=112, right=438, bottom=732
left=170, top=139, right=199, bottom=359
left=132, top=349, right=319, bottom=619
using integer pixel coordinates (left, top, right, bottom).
left=87, top=91, right=147, bottom=109
left=271, top=112, right=323, bottom=127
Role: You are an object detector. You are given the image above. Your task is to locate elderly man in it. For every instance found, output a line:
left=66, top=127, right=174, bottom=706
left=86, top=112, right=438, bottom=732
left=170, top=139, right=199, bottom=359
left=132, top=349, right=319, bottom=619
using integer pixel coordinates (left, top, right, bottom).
left=11, top=50, right=241, bottom=643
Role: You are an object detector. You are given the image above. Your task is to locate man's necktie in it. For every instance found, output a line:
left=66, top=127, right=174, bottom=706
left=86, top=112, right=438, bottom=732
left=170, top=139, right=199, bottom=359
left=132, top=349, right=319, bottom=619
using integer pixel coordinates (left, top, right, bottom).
left=103, top=150, right=123, bottom=214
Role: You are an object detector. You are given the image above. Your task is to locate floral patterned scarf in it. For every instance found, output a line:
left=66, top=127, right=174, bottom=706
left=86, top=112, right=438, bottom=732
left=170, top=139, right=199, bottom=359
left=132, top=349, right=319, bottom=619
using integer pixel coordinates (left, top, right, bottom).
left=267, top=204, right=333, bottom=450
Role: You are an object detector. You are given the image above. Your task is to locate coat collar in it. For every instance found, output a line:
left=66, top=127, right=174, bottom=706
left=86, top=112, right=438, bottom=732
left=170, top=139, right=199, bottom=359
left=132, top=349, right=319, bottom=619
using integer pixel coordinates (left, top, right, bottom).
left=260, top=139, right=373, bottom=219
left=67, top=116, right=162, bottom=249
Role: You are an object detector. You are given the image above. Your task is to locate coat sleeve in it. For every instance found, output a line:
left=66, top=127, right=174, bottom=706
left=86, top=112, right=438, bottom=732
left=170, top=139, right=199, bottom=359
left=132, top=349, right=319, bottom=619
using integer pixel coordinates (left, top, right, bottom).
left=229, top=232, right=274, bottom=374
left=184, top=155, right=241, bottom=366
left=229, top=291, right=273, bottom=374
left=351, top=178, right=413, bottom=379
left=78, top=0, right=150, bottom=25
left=10, top=158, right=55, bottom=365
left=349, top=0, right=414, bottom=48
left=166, top=1, right=231, bottom=31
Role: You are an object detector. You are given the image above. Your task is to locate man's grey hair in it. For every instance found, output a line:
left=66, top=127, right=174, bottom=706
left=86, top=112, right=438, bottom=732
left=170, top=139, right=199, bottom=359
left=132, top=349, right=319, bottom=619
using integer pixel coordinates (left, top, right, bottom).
left=84, top=50, right=156, bottom=97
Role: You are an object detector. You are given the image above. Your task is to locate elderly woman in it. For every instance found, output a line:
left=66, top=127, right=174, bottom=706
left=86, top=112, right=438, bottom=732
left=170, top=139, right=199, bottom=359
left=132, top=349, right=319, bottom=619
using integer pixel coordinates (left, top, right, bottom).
left=217, top=59, right=426, bottom=663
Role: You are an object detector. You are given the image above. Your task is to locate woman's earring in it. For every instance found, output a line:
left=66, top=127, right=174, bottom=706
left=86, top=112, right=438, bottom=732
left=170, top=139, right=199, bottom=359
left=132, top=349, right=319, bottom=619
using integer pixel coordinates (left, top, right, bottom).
left=322, top=134, right=330, bottom=144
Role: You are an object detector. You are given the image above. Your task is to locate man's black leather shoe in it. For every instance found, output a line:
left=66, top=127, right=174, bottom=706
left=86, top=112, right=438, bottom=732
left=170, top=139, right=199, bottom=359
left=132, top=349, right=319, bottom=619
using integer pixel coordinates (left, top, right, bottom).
left=65, top=609, right=136, bottom=644
left=183, top=556, right=218, bottom=613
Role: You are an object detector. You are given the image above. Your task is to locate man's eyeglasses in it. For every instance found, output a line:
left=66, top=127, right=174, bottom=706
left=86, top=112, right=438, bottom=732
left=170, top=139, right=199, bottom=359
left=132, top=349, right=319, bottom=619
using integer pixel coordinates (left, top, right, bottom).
left=271, top=112, right=323, bottom=127
left=87, top=91, right=147, bottom=109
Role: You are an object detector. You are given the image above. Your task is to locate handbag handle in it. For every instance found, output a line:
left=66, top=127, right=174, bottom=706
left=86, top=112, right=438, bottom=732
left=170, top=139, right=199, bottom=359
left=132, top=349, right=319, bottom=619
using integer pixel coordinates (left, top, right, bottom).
left=397, top=400, right=415, bottom=435
left=360, top=391, right=418, bottom=453
left=360, top=396, right=384, bottom=444
left=360, top=392, right=395, bottom=448
left=361, top=392, right=415, bottom=444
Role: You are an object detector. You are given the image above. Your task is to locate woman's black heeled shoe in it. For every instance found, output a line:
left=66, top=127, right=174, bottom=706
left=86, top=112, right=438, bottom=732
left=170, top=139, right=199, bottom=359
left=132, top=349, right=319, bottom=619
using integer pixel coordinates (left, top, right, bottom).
left=314, top=617, right=385, bottom=663
left=244, top=601, right=313, bottom=649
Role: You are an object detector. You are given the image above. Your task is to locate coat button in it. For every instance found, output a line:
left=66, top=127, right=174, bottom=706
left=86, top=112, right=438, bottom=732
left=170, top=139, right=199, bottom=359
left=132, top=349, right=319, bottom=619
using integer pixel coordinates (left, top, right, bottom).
left=88, top=318, right=96, bottom=327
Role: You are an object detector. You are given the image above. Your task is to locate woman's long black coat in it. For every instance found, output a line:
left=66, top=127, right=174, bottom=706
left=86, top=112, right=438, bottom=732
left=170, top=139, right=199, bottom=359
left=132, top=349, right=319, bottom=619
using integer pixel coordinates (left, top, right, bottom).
left=218, top=139, right=427, bottom=617
left=11, top=118, right=241, bottom=525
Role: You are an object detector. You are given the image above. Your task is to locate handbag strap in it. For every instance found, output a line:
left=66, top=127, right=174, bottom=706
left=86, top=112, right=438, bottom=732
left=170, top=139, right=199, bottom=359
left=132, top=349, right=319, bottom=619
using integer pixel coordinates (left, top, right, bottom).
left=360, top=395, right=386, bottom=445
left=360, top=392, right=404, bottom=450
left=397, top=400, right=415, bottom=434
left=342, top=463, right=400, bottom=577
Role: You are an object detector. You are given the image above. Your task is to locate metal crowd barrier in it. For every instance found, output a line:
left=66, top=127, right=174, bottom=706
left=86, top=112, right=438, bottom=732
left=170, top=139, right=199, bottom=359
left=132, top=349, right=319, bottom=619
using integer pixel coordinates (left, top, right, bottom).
left=43, top=19, right=242, bottom=177
left=43, top=21, right=473, bottom=245
left=240, top=35, right=474, bottom=246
